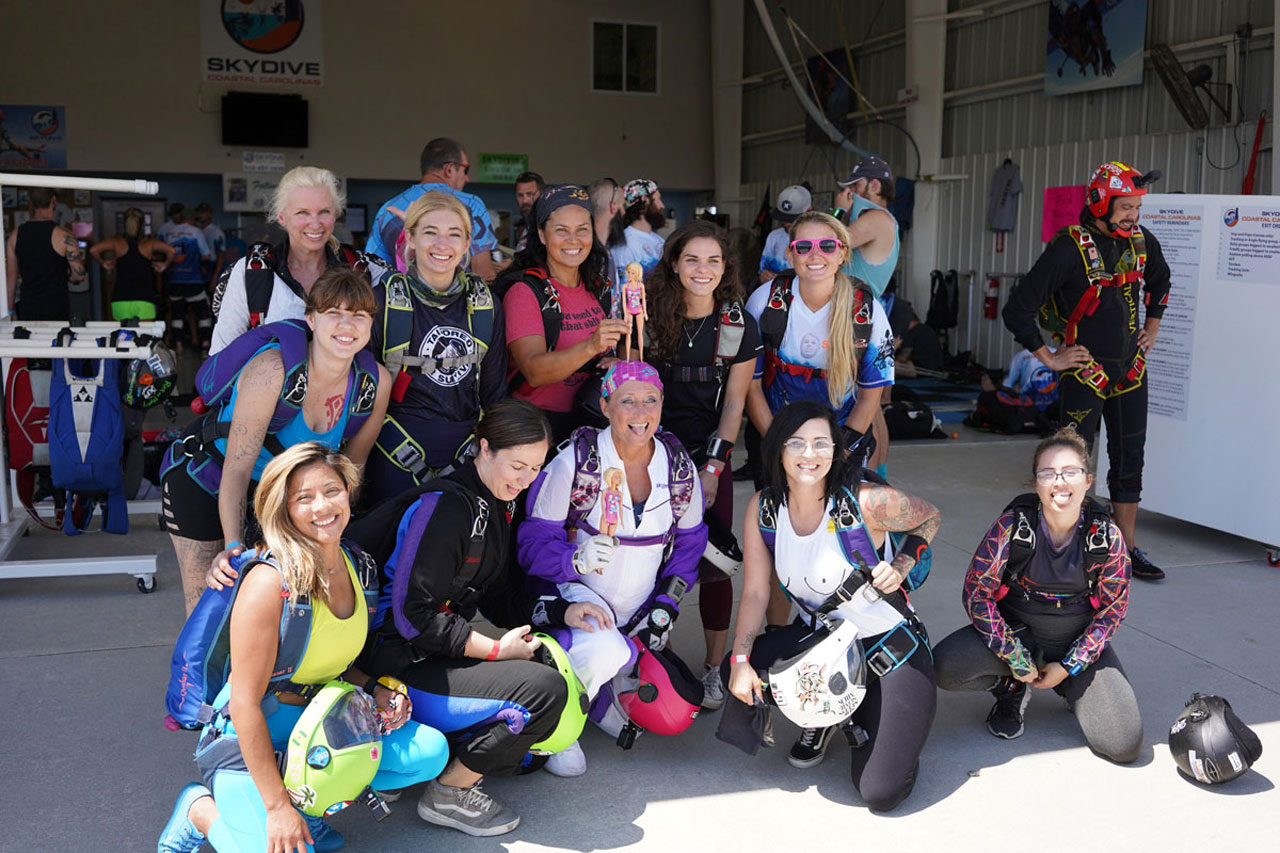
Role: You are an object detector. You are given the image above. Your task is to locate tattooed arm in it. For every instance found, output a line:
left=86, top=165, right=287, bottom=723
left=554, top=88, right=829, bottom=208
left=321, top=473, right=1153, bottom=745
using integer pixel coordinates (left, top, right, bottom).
left=217, top=350, right=284, bottom=547
left=858, top=481, right=942, bottom=594
left=727, top=491, right=773, bottom=705
left=57, top=226, right=86, bottom=283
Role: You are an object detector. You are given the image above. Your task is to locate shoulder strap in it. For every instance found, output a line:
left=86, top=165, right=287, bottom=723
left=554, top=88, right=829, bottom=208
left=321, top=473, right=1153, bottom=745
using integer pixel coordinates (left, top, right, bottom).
left=1079, top=497, right=1113, bottom=594
left=432, top=481, right=491, bottom=613
left=343, top=350, right=381, bottom=439
left=527, top=268, right=562, bottom=351
left=655, top=430, right=696, bottom=524
left=566, top=427, right=603, bottom=536
left=757, top=488, right=779, bottom=554
left=714, top=301, right=746, bottom=367
left=849, top=278, right=875, bottom=357
left=1067, top=226, right=1109, bottom=284
left=759, top=271, right=795, bottom=352
left=380, top=272, right=414, bottom=377
left=244, top=242, right=278, bottom=328
left=1000, top=492, right=1040, bottom=587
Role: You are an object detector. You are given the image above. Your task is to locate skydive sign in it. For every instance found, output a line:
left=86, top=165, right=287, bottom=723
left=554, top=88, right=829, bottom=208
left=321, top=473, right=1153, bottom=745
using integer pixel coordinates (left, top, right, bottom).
left=201, top=0, right=324, bottom=88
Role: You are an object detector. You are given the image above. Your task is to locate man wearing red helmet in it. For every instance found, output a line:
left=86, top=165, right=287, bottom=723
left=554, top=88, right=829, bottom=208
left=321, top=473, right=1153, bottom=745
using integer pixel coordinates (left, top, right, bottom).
left=1003, top=161, right=1171, bottom=580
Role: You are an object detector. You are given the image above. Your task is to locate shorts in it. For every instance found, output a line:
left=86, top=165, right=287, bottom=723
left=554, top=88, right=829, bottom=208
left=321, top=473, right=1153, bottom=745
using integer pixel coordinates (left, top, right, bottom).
left=161, top=463, right=259, bottom=542
left=111, top=300, right=157, bottom=321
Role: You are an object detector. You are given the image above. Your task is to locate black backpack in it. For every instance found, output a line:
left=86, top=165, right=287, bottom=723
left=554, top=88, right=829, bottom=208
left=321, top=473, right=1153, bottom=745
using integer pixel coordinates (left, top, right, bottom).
left=926, top=269, right=959, bottom=334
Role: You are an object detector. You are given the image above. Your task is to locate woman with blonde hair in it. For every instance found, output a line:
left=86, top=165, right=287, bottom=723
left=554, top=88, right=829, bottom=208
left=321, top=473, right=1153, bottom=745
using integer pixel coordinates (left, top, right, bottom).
left=89, top=207, right=174, bottom=321
left=210, top=165, right=388, bottom=353
left=362, top=190, right=507, bottom=507
left=158, top=442, right=448, bottom=853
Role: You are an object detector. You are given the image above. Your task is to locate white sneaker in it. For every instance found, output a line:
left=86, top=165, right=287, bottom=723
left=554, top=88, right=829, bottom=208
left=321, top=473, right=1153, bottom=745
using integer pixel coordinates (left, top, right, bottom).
left=701, top=665, right=726, bottom=710
left=544, top=740, right=587, bottom=777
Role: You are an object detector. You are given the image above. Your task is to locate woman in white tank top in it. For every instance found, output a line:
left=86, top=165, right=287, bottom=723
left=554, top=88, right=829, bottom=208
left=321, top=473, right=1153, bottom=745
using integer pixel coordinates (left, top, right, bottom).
left=724, top=400, right=942, bottom=812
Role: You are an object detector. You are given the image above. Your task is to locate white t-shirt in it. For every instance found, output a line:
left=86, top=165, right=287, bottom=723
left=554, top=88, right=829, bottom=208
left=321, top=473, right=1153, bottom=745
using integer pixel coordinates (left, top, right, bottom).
left=609, top=226, right=666, bottom=279
left=530, top=427, right=703, bottom=626
left=759, top=227, right=790, bottom=278
left=745, top=279, right=896, bottom=388
left=773, top=501, right=905, bottom=637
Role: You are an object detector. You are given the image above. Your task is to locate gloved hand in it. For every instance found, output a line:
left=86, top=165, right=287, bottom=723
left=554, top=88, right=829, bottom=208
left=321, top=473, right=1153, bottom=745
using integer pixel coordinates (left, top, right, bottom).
left=573, top=534, right=617, bottom=575
left=635, top=603, right=676, bottom=651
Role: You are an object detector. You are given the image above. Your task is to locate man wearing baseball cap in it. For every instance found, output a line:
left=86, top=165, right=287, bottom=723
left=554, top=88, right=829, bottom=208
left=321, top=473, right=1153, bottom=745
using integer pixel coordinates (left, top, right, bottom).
left=834, top=155, right=899, bottom=299
left=609, top=178, right=668, bottom=277
left=758, top=184, right=812, bottom=284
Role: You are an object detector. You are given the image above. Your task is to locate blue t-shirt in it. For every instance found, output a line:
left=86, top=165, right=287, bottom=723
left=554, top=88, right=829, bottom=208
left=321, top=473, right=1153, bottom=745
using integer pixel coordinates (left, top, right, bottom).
left=609, top=226, right=665, bottom=280
left=159, top=223, right=212, bottom=285
left=366, top=183, right=496, bottom=268
left=746, top=278, right=895, bottom=420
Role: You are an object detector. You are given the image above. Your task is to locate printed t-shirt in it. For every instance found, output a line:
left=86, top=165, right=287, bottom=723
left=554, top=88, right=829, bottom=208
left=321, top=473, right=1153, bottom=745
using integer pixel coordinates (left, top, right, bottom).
left=503, top=277, right=605, bottom=413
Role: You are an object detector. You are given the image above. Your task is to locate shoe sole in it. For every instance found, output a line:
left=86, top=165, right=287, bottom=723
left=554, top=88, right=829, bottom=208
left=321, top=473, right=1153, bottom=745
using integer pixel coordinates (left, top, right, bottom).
left=1132, top=570, right=1166, bottom=581
left=787, top=728, right=836, bottom=768
left=701, top=694, right=725, bottom=711
left=417, top=801, right=520, bottom=837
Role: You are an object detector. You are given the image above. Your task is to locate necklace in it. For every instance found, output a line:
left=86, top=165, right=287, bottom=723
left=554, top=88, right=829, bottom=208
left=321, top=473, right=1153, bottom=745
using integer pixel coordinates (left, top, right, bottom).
left=683, top=315, right=710, bottom=348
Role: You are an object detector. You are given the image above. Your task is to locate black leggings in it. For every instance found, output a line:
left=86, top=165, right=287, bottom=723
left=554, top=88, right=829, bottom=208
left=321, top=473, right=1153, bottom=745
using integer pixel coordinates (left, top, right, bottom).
left=391, top=654, right=568, bottom=777
left=932, top=617, right=1142, bottom=763
left=723, top=620, right=937, bottom=812
left=1058, top=366, right=1147, bottom=503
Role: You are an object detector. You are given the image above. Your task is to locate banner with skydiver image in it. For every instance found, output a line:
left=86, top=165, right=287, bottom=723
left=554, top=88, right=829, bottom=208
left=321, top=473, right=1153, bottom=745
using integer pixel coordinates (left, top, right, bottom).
left=0, top=105, right=67, bottom=170
left=1045, top=0, right=1147, bottom=96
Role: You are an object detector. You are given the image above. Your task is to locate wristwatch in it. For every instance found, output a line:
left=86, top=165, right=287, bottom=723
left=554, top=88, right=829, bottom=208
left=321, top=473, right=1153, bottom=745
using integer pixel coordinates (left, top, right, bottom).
left=649, top=607, right=672, bottom=630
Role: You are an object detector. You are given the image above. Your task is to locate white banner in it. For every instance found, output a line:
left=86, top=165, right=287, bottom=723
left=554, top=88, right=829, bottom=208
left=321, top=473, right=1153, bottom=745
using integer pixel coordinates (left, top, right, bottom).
left=201, top=0, right=324, bottom=88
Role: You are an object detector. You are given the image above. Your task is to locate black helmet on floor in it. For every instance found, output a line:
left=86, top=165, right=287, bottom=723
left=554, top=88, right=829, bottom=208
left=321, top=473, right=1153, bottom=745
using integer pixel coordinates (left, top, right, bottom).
left=1168, top=693, right=1263, bottom=784
left=122, top=341, right=177, bottom=409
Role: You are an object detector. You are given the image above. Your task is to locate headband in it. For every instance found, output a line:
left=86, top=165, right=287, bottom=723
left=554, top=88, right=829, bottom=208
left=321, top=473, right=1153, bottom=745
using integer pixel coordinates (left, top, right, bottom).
left=601, top=360, right=663, bottom=397
left=534, top=184, right=592, bottom=227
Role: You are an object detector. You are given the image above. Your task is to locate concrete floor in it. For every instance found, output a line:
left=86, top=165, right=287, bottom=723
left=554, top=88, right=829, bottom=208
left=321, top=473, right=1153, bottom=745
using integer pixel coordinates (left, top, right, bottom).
left=1, top=428, right=1276, bottom=852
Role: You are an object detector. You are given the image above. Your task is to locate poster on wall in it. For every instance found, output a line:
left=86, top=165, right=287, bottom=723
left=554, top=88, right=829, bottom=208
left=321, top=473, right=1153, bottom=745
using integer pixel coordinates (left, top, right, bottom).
left=0, top=105, right=67, bottom=170
left=1045, top=0, right=1146, bottom=96
left=1041, top=185, right=1086, bottom=241
left=201, top=0, right=324, bottom=88
left=223, top=170, right=344, bottom=213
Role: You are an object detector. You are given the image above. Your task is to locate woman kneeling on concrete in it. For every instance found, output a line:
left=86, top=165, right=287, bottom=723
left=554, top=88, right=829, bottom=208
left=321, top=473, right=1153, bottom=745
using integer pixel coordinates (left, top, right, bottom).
left=724, top=400, right=941, bottom=812
left=931, top=426, right=1142, bottom=763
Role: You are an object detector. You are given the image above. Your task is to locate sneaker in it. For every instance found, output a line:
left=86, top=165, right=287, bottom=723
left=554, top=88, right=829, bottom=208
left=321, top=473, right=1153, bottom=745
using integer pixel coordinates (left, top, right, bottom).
left=304, top=815, right=345, bottom=852
left=158, top=782, right=209, bottom=853
left=1129, top=547, right=1166, bottom=581
left=986, top=679, right=1031, bottom=739
left=700, top=666, right=726, bottom=711
left=417, top=779, right=520, bottom=837
left=787, top=725, right=836, bottom=768
left=544, top=740, right=587, bottom=777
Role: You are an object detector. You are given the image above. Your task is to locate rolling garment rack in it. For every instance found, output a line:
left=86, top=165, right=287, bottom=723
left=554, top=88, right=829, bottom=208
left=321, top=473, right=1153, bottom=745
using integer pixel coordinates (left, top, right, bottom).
left=0, top=172, right=162, bottom=592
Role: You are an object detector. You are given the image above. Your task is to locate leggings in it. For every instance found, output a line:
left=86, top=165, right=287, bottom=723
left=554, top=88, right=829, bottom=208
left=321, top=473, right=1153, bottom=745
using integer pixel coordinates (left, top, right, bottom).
left=1058, top=366, right=1147, bottom=503
left=932, top=623, right=1142, bottom=763
left=698, top=461, right=733, bottom=633
left=723, top=620, right=937, bottom=812
left=396, top=656, right=568, bottom=777
left=197, top=695, right=448, bottom=852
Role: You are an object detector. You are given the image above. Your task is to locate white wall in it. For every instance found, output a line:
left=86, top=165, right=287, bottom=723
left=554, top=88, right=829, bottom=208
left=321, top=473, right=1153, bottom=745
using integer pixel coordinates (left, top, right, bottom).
left=0, top=0, right=714, bottom=189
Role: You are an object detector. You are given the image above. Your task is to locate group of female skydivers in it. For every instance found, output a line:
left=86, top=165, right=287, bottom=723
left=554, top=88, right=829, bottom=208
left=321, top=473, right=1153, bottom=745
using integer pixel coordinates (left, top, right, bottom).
left=158, top=168, right=1142, bottom=852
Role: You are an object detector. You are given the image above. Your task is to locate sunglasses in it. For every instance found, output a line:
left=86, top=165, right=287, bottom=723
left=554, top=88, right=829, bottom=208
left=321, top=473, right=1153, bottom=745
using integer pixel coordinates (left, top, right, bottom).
left=447, top=161, right=471, bottom=176
left=789, top=239, right=845, bottom=256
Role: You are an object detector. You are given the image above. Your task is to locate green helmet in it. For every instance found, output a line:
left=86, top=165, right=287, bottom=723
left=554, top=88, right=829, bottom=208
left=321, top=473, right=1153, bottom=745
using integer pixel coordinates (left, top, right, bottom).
left=529, top=632, right=589, bottom=755
left=283, top=681, right=382, bottom=817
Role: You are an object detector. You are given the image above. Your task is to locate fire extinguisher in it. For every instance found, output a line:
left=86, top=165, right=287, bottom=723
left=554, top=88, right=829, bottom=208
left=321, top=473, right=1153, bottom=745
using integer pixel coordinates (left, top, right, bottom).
left=984, top=277, right=1000, bottom=319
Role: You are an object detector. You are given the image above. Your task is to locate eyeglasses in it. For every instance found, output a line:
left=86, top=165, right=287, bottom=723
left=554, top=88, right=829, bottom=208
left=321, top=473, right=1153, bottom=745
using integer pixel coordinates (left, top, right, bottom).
left=1034, top=467, right=1087, bottom=484
left=447, top=161, right=470, bottom=176
left=789, top=239, right=845, bottom=256
left=782, top=437, right=837, bottom=457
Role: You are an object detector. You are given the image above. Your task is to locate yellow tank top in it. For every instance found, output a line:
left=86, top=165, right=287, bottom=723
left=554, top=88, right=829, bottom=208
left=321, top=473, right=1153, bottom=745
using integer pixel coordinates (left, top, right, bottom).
left=290, top=552, right=368, bottom=685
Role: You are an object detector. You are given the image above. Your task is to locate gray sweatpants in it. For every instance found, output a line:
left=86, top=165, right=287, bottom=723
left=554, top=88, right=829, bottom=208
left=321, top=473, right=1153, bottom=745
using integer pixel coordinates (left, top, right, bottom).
left=933, top=622, right=1143, bottom=763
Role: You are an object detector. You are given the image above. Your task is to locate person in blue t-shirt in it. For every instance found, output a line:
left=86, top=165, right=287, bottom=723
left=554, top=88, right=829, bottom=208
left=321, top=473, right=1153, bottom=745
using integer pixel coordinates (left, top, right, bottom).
left=367, top=137, right=498, bottom=282
left=157, top=204, right=214, bottom=351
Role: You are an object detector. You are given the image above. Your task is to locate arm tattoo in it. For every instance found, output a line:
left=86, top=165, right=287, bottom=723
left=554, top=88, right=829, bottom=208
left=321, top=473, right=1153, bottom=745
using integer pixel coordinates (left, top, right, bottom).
left=63, top=233, right=87, bottom=281
left=861, top=484, right=941, bottom=541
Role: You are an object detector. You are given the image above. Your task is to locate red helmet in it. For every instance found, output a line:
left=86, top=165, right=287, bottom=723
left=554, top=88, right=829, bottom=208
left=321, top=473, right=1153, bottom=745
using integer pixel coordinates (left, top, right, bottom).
left=1086, top=161, right=1149, bottom=237
left=615, top=637, right=702, bottom=736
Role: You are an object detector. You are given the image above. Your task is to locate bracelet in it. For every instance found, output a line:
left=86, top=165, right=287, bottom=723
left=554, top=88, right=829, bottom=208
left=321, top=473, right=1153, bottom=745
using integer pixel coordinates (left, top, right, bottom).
left=485, top=639, right=501, bottom=661
left=702, top=462, right=722, bottom=477
left=899, top=534, right=929, bottom=564
left=226, top=540, right=244, bottom=551
left=706, top=437, right=734, bottom=464
left=731, top=654, right=749, bottom=665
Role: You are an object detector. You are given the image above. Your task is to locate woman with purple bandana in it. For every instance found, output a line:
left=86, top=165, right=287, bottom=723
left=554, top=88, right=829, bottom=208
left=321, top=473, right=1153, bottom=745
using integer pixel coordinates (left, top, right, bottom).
left=517, top=361, right=708, bottom=777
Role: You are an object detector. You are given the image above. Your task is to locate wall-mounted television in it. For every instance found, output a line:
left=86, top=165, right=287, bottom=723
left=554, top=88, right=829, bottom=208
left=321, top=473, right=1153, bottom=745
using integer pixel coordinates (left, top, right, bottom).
left=221, top=92, right=308, bottom=148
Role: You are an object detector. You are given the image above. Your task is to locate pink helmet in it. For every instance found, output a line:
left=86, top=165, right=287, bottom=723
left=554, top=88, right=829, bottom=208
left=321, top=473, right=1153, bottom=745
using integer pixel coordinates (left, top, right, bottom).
left=616, top=637, right=703, bottom=736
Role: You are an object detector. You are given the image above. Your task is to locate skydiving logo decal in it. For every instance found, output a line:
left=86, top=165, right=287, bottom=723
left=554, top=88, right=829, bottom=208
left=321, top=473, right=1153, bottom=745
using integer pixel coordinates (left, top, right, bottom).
left=1066, top=408, right=1091, bottom=423
left=418, top=326, right=476, bottom=387
left=221, top=1, right=305, bottom=54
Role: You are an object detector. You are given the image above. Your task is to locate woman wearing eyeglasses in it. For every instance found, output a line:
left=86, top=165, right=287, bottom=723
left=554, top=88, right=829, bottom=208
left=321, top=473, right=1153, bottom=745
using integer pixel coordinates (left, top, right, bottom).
left=931, top=426, right=1141, bottom=762
left=744, top=211, right=894, bottom=471
left=725, top=401, right=940, bottom=812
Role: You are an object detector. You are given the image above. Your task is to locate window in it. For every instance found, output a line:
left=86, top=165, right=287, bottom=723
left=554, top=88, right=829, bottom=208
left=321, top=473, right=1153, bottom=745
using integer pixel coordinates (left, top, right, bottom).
left=593, top=21, right=659, bottom=94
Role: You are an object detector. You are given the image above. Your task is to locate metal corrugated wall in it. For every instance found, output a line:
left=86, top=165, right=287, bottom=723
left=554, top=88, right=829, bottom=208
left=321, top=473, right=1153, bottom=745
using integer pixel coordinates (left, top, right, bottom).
left=936, top=125, right=1272, bottom=368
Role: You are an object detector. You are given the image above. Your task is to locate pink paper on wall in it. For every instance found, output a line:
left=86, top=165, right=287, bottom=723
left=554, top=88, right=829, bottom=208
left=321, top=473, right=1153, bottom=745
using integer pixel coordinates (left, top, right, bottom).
left=1042, top=185, right=1086, bottom=241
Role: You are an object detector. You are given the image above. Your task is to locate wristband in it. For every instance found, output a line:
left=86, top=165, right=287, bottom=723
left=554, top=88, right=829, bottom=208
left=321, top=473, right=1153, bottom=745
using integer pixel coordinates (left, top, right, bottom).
left=363, top=676, right=380, bottom=696
left=702, top=462, right=722, bottom=477
left=705, top=437, right=734, bottom=464
left=731, top=654, right=749, bottom=665
left=485, top=639, right=501, bottom=661
left=840, top=425, right=864, bottom=452
left=899, top=534, right=929, bottom=564
left=226, top=540, right=244, bottom=551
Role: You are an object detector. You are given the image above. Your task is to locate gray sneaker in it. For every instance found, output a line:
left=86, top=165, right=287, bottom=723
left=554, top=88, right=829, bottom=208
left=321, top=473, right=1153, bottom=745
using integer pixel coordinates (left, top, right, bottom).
left=701, top=665, right=726, bottom=711
left=417, top=779, right=520, bottom=837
